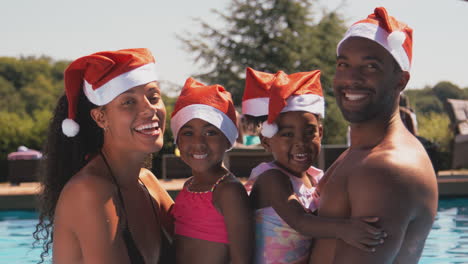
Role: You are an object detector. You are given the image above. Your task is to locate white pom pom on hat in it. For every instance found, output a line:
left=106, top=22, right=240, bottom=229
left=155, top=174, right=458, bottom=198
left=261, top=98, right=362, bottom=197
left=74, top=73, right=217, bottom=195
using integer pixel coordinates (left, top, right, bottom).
left=387, top=31, right=406, bottom=51
left=260, top=121, right=278, bottom=138
left=62, top=118, right=80, bottom=137
left=62, top=48, right=158, bottom=137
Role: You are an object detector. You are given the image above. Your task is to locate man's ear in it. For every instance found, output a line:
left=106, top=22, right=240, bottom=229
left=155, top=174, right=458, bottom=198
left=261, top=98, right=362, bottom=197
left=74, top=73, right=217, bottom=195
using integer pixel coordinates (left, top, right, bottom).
left=396, top=71, right=410, bottom=93
left=260, top=135, right=272, bottom=152
left=318, top=123, right=324, bottom=140
left=90, top=107, right=107, bottom=129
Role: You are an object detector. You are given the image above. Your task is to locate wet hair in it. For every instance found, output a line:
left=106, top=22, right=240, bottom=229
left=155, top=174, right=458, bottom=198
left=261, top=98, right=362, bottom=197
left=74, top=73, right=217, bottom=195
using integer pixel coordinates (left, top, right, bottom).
left=33, top=90, right=103, bottom=263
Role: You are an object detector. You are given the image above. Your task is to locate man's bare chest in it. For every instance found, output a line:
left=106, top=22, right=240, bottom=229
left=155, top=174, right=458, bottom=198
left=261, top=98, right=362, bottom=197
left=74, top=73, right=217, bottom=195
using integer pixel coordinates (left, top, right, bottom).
left=318, top=162, right=353, bottom=217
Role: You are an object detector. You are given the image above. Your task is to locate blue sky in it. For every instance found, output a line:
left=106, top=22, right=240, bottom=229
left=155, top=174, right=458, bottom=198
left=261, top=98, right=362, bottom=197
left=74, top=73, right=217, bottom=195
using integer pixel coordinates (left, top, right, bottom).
left=2, top=0, right=467, bottom=91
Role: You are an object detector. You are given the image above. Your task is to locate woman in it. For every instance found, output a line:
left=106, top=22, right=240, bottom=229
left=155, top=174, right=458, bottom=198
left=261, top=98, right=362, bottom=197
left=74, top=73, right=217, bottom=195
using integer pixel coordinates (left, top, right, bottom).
left=33, top=48, right=174, bottom=264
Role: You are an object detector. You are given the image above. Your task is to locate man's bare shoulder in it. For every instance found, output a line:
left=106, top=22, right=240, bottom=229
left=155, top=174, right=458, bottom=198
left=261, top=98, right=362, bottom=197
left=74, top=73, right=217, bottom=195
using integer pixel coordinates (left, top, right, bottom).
left=347, top=144, right=437, bottom=207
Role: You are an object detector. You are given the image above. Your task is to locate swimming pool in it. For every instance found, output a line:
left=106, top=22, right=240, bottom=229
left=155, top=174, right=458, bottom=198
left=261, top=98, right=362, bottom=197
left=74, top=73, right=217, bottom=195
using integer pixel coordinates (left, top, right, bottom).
left=1, top=198, right=468, bottom=263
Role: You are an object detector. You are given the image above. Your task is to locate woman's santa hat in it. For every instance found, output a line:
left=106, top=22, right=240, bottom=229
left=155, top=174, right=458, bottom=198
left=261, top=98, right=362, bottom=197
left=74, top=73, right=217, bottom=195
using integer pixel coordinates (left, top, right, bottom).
left=261, top=70, right=324, bottom=137
left=241, top=67, right=278, bottom=117
left=62, top=48, right=158, bottom=137
left=170, top=78, right=238, bottom=148
left=337, top=7, right=413, bottom=72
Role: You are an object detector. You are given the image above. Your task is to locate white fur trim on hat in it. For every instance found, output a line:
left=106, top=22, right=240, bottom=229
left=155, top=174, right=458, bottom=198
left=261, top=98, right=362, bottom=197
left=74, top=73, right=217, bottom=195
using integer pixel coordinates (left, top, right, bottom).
left=242, top=97, right=270, bottom=117
left=62, top=118, right=80, bottom=137
left=84, top=63, right=158, bottom=106
left=261, top=121, right=278, bottom=138
left=171, top=104, right=238, bottom=147
left=281, top=94, right=325, bottom=118
left=337, top=23, right=410, bottom=71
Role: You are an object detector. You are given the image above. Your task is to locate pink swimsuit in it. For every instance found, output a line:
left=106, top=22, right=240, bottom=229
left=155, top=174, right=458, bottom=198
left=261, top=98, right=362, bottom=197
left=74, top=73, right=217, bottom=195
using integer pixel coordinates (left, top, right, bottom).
left=171, top=175, right=229, bottom=244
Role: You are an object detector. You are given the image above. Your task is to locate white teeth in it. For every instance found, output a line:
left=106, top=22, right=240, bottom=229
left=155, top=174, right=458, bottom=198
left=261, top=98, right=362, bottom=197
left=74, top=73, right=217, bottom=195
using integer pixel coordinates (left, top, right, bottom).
left=193, top=154, right=208, bottom=160
left=345, top=93, right=367, bottom=101
left=135, top=122, right=159, bottom=131
left=293, top=153, right=308, bottom=162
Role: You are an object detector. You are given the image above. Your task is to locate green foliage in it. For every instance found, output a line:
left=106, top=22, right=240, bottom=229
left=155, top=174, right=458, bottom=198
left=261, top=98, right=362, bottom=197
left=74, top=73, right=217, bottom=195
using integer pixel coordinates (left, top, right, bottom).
left=417, top=112, right=453, bottom=153
left=0, top=56, right=68, bottom=160
left=0, top=111, right=35, bottom=159
left=433, top=81, right=466, bottom=102
left=178, top=0, right=346, bottom=103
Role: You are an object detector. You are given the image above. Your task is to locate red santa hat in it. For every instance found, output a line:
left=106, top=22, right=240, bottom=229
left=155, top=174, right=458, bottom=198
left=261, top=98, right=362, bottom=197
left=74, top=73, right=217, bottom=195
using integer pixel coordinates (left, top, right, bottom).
left=170, top=78, right=238, bottom=147
left=62, top=48, right=158, bottom=137
left=337, top=7, right=413, bottom=72
left=261, top=70, right=324, bottom=138
left=241, top=67, right=278, bottom=117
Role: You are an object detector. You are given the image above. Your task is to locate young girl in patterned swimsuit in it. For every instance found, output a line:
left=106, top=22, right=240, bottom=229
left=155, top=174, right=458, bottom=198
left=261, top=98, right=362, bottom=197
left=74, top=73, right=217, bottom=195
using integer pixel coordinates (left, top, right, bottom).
left=242, top=68, right=387, bottom=264
left=170, top=78, right=253, bottom=264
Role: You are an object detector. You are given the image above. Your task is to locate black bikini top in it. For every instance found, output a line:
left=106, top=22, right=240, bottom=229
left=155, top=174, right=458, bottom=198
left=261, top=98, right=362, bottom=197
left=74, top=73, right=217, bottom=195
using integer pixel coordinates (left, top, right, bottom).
left=101, top=152, right=159, bottom=264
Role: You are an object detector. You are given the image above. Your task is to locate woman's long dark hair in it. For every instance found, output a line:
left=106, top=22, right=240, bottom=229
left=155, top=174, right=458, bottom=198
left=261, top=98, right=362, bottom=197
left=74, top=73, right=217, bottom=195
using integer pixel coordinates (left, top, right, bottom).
left=33, top=90, right=103, bottom=263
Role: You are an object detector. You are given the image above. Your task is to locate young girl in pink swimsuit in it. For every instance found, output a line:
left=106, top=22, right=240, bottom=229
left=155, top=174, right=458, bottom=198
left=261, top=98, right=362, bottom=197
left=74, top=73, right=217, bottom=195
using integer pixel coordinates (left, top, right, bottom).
left=242, top=68, right=387, bottom=264
left=170, top=78, right=253, bottom=264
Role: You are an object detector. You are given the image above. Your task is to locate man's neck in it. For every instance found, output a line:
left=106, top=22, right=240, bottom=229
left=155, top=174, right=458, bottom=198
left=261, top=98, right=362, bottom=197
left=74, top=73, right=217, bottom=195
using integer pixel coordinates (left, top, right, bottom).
left=349, top=111, right=401, bottom=149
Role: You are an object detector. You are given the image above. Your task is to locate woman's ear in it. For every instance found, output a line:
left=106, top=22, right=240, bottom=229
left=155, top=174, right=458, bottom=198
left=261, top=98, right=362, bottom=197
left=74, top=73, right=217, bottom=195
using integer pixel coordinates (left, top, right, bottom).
left=90, top=107, right=107, bottom=129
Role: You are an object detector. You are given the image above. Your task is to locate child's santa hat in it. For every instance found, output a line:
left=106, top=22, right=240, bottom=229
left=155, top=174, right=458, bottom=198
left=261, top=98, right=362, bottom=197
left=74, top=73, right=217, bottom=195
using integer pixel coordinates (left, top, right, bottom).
left=170, top=78, right=238, bottom=147
left=261, top=70, right=324, bottom=138
left=241, top=67, right=278, bottom=117
left=62, top=48, right=158, bottom=137
left=337, top=7, right=413, bottom=72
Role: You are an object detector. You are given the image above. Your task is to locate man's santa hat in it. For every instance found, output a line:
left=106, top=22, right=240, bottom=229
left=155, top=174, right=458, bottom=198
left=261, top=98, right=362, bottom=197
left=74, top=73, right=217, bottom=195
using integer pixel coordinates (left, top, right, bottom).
left=337, top=7, right=413, bottom=72
left=62, top=48, right=158, bottom=137
left=261, top=70, right=324, bottom=137
left=170, top=78, right=238, bottom=147
left=241, top=67, right=278, bottom=117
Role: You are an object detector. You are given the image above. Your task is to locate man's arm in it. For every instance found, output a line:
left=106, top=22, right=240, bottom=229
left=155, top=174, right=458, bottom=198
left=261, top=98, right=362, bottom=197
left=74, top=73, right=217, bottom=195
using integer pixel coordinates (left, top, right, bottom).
left=333, top=160, right=417, bottom=264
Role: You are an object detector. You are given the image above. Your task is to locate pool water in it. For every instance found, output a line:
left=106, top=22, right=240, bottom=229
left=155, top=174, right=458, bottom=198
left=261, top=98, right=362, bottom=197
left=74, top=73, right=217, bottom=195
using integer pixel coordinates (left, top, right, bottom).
left=1, top=198, right=468, bottom=263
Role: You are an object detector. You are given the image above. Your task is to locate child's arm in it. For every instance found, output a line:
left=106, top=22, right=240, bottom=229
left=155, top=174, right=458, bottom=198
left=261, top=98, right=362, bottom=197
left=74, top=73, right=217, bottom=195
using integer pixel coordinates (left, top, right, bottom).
left=213, top=179, right=254, bottom=264
left=256, top=169, right=385, bottom=252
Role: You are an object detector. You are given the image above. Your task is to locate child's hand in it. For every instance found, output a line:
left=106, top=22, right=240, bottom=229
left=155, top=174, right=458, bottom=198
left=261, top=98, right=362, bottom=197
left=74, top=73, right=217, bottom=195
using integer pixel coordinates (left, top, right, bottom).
left=339, top=217, right=386, bottom=252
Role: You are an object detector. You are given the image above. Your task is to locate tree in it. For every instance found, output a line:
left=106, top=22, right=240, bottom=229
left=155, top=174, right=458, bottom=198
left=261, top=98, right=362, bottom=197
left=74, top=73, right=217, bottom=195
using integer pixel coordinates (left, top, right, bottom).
left=179, top=0, right=346, bottom=103
left=0, top=56, right=67, bottom=160
left=0, top=76, right=26, bottom=114
left=433, top=81, right=465, bottom=102
left=405, top=88, right=445, bottom=114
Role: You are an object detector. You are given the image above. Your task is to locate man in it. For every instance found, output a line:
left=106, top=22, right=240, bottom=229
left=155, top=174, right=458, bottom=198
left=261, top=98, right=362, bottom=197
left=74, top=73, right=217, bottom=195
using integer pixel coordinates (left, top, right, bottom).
left=309, top=7, right=438, bottom=264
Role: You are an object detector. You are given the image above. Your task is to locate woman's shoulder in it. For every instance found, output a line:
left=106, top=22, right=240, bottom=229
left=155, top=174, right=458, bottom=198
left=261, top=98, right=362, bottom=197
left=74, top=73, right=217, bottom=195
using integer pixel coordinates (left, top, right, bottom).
left=54, top=165, right=117, bottom=224
left=138, top=168, right=175, bottom=207
left=60, top=163, right=115, bottom=205
left=138, top=168, right=169, bottom=192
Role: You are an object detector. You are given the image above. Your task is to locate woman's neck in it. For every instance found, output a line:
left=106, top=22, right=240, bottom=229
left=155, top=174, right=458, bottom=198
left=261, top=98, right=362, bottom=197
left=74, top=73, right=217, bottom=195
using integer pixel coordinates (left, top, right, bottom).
left=100, top=145, right=147, bottom=187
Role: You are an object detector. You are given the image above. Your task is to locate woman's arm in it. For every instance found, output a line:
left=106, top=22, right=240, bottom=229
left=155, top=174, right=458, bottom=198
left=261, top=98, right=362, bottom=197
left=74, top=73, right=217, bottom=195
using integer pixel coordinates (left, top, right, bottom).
left=214, top=180, right=254, bottom=264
